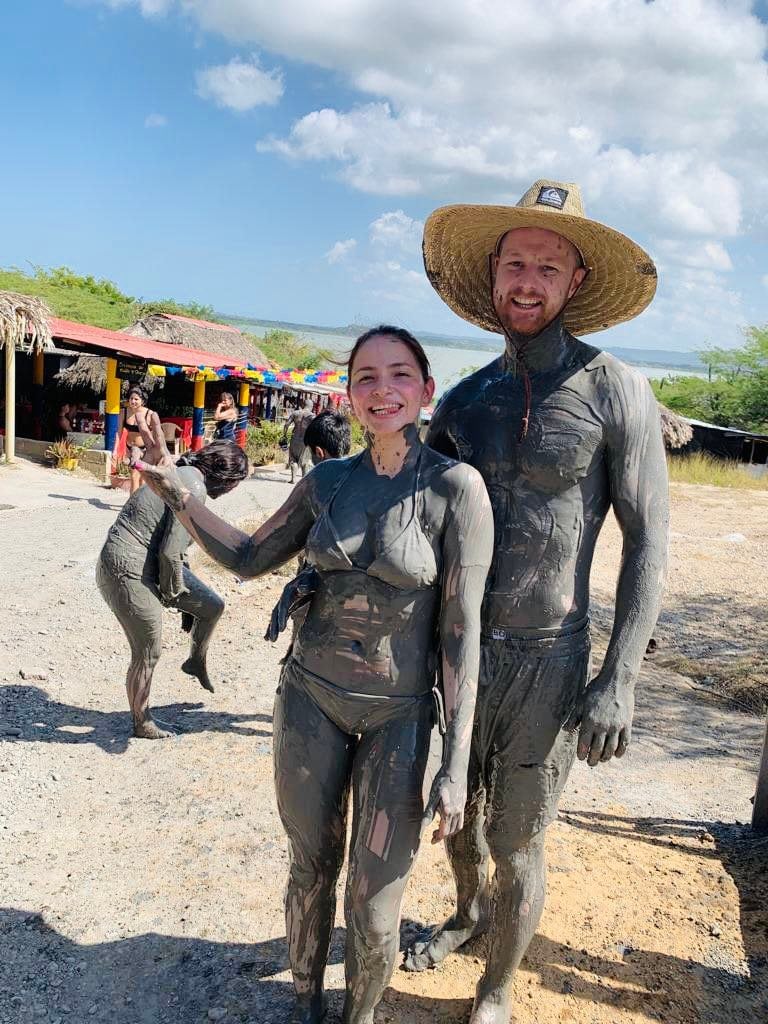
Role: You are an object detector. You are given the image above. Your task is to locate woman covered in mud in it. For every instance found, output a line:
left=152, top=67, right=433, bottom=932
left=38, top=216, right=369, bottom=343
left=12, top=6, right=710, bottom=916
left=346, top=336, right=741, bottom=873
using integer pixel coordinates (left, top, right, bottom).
left=97, top=440, right=248, bottom=740
left=136, top=327, right=493, bottom=1024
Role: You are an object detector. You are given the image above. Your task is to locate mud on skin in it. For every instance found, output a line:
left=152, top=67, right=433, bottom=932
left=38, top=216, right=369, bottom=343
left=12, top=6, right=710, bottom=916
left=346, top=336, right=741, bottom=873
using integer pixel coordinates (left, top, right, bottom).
left=95, top=466, right=227, bottom=740
left=403, top=316, right=669, bottom=1024
left=138, top=424, right=493, bottom=1024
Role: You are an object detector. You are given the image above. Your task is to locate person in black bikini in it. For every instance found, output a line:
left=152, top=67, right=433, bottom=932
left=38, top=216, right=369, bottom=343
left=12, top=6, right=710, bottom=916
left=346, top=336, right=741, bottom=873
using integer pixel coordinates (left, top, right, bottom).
left=113, top=385, right=168, bottom=494
left=136, top=326, right=494, bottom=1024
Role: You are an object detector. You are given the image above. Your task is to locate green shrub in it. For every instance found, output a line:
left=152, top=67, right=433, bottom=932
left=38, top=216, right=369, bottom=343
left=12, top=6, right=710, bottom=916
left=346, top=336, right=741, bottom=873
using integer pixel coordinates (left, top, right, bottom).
left=348, top=415, right=366, bottom=453
left=246, top=422, right=285, bottom=466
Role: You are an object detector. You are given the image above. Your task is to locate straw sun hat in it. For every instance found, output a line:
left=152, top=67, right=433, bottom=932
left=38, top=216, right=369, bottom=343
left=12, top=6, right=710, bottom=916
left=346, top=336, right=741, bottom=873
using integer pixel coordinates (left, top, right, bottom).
left=422, top=179, right=657, bottom=336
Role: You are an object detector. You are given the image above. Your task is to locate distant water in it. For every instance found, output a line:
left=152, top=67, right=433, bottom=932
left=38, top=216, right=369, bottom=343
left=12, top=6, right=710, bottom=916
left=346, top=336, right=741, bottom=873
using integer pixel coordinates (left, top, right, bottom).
left=236, top=323, right=705, bottom=397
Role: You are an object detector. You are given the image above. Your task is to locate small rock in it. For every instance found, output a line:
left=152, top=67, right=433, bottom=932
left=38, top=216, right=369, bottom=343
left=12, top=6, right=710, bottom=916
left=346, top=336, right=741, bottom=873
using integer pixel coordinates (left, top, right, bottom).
left=207, top=1009, right=228, bottom=1022
left=19, top=668, right=48, bottom=681
left=709, top=923, right=722, bottom=937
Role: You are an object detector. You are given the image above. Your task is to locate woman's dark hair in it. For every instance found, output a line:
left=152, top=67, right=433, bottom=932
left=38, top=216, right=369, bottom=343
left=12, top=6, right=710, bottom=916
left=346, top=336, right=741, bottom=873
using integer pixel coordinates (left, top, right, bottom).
left=177, top=440, right=248, bottom=499
left=347, top=325, right=431, bottom=381
left=126, top=385, right=147, bottom=403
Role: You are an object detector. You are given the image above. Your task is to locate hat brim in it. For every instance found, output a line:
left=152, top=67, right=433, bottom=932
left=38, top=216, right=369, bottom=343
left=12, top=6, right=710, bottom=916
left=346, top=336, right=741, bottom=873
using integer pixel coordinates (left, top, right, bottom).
left=423, top=204, right=657, bottom=336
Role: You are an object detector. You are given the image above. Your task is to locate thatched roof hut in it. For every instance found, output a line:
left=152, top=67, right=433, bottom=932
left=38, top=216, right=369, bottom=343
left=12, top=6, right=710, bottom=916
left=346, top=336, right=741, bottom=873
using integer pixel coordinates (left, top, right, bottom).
left=57, top=313, right=269, bottom=393
left=122, top=312, right=269, bottom=366
left=1, top=291, right=54, bottom=461
left=56, top=352, right=160, bottom=393
left=659, top=403, right=693, bottom=450
left=0, top=291, right=53, bottom=354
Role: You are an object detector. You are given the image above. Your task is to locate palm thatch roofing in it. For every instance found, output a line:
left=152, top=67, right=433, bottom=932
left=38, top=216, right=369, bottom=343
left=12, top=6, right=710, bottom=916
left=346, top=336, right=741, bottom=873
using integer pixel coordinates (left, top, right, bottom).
left=57, top=313, right=269, bottom=393
left=659, top=403, right=693, bottom=450
left=0, top=291, right=53, bottom=353
left=56, top=353, right=160, bottom=394
left=123, top=313, right=269, bottom=366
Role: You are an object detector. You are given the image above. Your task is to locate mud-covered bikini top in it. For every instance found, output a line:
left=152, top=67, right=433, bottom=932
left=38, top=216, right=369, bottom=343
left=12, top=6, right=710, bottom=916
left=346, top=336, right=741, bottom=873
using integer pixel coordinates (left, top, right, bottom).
left=304, top=448, right=440, bottom=591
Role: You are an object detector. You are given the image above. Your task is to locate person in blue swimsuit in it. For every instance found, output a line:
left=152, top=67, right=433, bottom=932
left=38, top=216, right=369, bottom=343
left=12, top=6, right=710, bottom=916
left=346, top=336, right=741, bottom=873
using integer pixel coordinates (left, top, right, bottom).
left=213, top=391, right=238, bottom=441
left=136, top=326, right=494, bottom=1024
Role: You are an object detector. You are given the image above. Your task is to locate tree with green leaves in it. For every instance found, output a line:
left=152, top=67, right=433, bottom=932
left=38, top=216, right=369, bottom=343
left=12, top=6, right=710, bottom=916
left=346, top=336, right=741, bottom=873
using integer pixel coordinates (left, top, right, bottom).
left=651, top=325, right=768, bottom=433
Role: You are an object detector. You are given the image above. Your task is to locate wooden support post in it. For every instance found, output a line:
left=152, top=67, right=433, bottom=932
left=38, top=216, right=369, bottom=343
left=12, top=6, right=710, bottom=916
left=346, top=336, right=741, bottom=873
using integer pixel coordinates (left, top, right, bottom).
left=752, top=718, right=768, bottom=832
left=4, top=340, right=16, bottom=463
left=32, top=348, right=44, bottom=440
left=192, top=378, right=205, bottom=451
left=105, top=358, right=122, bottom=456
left=236, top=381, right=249, bottom=449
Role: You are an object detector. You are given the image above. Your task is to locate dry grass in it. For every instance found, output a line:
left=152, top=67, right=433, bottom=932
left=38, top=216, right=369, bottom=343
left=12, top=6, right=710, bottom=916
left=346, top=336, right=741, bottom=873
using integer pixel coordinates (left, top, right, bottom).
left=667, top=452, right=768, bottom=490
left=657, top=651, right=768, bottom=714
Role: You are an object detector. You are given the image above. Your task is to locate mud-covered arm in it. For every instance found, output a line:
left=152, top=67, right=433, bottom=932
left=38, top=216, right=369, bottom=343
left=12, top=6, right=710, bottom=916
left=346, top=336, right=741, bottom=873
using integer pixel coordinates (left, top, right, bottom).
left=424, top=465, right=494, bottom=842
left=580, top=371, right=669, bottom=766
left=137, top=461, right=317, bottom=579
left=281, top=411, right=296, bottom=442
left=157, top=471, right=207, bottom=603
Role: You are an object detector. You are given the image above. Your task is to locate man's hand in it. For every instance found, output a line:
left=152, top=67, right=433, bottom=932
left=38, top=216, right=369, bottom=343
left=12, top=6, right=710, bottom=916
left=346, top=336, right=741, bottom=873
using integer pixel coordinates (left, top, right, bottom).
left=135, top=460, right=191, bottom=512
left=422, top=768, right=466, bottom=844
left=574, top=672, right=635, bottom=767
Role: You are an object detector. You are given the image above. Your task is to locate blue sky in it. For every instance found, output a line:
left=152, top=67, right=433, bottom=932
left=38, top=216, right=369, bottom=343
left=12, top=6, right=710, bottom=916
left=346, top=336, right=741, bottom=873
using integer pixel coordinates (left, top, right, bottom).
left=2, top=0, right=768, bottom=351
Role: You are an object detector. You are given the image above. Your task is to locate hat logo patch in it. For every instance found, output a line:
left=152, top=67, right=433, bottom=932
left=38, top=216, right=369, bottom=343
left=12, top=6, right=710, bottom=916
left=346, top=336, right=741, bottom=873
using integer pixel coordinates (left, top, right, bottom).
left=537, top=186, right=568, bottom=209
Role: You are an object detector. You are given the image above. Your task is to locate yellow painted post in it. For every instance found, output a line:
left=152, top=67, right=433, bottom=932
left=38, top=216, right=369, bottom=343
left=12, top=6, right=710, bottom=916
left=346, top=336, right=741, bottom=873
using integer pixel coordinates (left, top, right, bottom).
left=4, top=340, right=16, bottom=463
left=236, top=380, right=250, bottom=448
left=105, top=358, right=122, bottom=455
left=192, top=378, right=205, bottom=450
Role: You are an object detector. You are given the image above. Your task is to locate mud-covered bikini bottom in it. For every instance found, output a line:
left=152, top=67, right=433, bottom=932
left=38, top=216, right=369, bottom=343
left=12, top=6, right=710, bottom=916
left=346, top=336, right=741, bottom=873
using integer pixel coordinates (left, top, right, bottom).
left=282, top=658, right=439, bottom=736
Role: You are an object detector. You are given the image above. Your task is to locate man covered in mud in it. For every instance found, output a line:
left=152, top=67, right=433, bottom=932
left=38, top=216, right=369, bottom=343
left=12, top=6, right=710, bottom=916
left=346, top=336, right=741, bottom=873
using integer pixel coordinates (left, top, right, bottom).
left=404, top=180, right=669, bottom=1023
left=282, top=397, right=316, bottom=483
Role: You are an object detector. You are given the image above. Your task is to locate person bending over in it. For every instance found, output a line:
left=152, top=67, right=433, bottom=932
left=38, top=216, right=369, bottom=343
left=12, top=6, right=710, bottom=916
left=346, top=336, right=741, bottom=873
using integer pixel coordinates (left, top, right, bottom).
left=97, top=441, right=248, bottom=739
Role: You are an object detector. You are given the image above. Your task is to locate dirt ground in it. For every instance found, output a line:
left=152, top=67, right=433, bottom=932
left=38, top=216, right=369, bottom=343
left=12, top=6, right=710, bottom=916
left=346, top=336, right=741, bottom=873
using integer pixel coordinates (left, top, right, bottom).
left=0, top=459, right=766, bottom=1024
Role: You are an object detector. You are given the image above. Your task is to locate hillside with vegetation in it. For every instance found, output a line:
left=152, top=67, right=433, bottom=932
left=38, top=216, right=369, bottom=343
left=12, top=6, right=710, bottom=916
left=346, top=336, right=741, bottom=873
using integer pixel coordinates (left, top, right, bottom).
left=0, top=266, right=331, bottom=369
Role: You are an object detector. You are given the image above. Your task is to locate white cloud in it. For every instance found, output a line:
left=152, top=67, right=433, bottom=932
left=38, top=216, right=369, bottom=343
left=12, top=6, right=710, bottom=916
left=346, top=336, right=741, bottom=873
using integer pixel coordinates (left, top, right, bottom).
left=324, top=238, right=357, bottom=264
left=93, top=0, right=768, bottom=345
left=655, top=239, right=733, bottom=273
left=99, top=0, right=172, bottom=14
left=762, top=274, right=768, bottom=288
left=144, top=113, right=168, bottom=128
left=99, top=2, right=768, bottom=236
left=195, top=55, right=284, bottom=112
left=369, top=211, right=423, bottom=254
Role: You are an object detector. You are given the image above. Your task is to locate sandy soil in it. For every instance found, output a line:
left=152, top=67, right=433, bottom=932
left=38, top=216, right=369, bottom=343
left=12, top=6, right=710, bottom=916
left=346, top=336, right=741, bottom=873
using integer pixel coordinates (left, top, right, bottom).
left=0, top=459, right=766, bottom=1024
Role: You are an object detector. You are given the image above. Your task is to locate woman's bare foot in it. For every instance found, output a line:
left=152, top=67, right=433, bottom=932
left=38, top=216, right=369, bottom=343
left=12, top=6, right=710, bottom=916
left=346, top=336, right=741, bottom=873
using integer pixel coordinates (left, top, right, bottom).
left=403, top=910, right=489, bottom=972
left=133, top=717, right=175, bottom=740
left=181, top=657, right=215, bottom=693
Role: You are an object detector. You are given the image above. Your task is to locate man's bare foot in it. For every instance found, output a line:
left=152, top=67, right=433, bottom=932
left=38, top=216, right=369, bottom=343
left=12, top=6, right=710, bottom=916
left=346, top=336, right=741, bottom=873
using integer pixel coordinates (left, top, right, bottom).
left=181, top=657, right=215, bottom=693
left=133, top=718, right=175, bottom=740
left=403, top=911, right=489, bottom=972
left=470, top=987, right=514, bottom=1024
left=289, top=995, right=327, bottom=1023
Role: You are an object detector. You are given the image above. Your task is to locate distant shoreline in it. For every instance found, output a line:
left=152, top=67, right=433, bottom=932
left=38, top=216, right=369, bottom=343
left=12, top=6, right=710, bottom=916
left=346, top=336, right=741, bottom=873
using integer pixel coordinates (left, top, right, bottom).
left=220, top=313, right=707, bottom=374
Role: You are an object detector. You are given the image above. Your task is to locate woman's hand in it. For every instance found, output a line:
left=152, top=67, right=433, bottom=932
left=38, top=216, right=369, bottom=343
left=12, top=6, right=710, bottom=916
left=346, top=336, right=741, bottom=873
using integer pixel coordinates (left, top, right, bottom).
left=134, top=459, right=191, bottom=512
left=422, top=767, right=467, bottom=844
